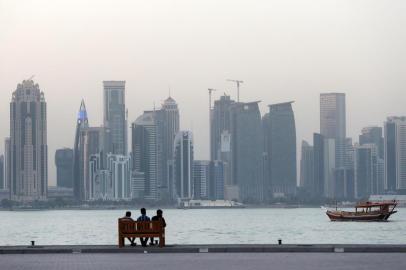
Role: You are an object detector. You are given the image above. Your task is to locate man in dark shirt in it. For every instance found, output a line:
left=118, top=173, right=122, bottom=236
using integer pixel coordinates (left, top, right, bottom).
left=137, top=208, right=150, bottom=246
left=150, top=209, right=166, bottom=246
left=120, top=211, right=136, bottom=246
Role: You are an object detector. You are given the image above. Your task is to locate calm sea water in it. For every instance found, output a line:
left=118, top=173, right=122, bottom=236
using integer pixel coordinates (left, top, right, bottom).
left=0, top=208, right=405, bottom=246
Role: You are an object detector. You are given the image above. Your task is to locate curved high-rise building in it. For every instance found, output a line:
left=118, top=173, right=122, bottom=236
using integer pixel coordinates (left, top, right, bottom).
left=73, top=100, right=89, bottom=201
left=10, top=80, right=47, bottom=202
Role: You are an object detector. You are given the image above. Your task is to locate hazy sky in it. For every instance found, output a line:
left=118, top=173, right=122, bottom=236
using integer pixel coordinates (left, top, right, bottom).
left=1, top=0, right=405, bottom=186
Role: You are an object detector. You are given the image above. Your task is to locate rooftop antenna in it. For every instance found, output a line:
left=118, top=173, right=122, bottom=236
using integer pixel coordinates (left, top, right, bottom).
left=28, top=75, right=35, bottom=81
left=227, top=79, right=243, bottom=102
left=168, top=85, right=171, bottom=97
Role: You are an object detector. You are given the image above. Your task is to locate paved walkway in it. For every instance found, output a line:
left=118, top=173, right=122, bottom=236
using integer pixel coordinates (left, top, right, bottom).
left=1, top=253, right=406, bottom=270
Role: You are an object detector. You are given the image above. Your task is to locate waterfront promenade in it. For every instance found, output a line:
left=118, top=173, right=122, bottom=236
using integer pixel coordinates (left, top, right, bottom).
left=1, top=251, right=406, bottom=270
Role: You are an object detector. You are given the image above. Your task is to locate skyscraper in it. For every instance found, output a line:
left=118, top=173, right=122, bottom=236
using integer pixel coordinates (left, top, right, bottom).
left=211, top=95, right=235, bottom=161
left=210, top=160, right=225, bottom=200
left=79, top=126, right=111, bottom=201
left=173, top=131, right=194, bottom=200
left=354, top=144, right=381, bottom=198
left=103, top=81, right=127, bottom=155
left=230, top=101, right=263, bottom=202
left=359, top=126, right=384, bottom=158
left=320, top=93, right=346, bottom=168
left=159, top=96, right=180, bottom=192
left=313, top=133, right=324, bottom=198
left=55, top=148, right=74, bottom=188
left=132, top=111, right=159, bottom=200
left=73, top=100, right=89, bottom=201
left=0, top=155, right=4, bottom=190
left=10, top=80, right=47, bottom=202
left=266, top=101, right=297, bottom=197
left=106, top=154, right=132, bottom=200
left=300, top=140, right=314, bottom=191
left=193, top=160, right=211, bottom=199
left=4, top=138, right=11, bottom=191
left=384, top=116, right=406, bottom=193
left=210, top=95, right=235, bottom=188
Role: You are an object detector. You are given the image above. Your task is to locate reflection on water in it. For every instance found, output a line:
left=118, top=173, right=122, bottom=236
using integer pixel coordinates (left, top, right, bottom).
left=0, top=208, right=405, bottom=246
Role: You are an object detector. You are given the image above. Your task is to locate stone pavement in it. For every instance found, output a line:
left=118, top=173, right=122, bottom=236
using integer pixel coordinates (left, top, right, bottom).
left=1, top=253, right=406, bottom=270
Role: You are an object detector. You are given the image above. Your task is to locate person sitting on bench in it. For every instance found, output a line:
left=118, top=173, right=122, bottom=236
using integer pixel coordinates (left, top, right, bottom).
left=120, top=211, right=136, bottom=246
left=137, top=208, right=150, bottom=246
left=149, top=209, right=166, bottom=246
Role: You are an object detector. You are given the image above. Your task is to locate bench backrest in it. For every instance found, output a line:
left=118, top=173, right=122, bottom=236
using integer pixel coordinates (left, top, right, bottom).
left=118, top=220, right=163, bottom=234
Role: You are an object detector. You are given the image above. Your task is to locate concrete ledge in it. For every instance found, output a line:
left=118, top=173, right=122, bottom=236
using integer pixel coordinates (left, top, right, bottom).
left=1, top=244, right=406, bottom=254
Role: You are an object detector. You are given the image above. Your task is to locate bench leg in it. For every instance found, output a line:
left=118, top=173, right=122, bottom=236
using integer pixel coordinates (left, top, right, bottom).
left=119, top=236, right=125, bottom=248
left=159, top=235, right=165, bottom=248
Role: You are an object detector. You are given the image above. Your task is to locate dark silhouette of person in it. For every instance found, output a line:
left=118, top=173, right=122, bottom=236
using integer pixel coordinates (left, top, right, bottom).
left=137, top=208, right=150, bottom=246
left=120, top=211, right=136, bottom=246
left=150, top=209, right=166, bottom=245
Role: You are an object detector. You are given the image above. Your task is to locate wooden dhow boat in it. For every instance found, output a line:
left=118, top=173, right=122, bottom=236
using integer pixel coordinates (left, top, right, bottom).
left=326, top=201, right=398, bottom=221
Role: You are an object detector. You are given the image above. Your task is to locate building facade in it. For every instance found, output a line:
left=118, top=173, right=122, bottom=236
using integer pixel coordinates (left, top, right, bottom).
left=193, top=160, right=211, bottom=199
left=103, top=81, right=127, bottom=155
left=359, top=126, right=384, bottom=158
left=320, top=93, right=346, bottom=168
left=300, top=140, right=314, bottom=191
left=266, top=102, right=296, bottom=198
left=173, top=131, right=194, bottom=200
left=313, top=133, right=325, bottom=198
left=159, top=97, right=180, bottom=194
left=354, top=144, right=382, bottom=199
left=55, top=148, right=73, bottom=188
left=210, top=95, right=235, bottom=187
left=131, top=111, right=159, bottom=200
left=384, top=117, right=406, bottom=193
left=230, top=102, right=263, bottom=202
left=73, top=100, right=89, bottom=201
left=0, top=155, right=4, bottom=190
left=10, top=80, right=48, bottom=202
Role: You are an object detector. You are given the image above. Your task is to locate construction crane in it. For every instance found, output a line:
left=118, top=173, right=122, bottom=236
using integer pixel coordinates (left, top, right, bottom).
left=227, top=79, right=243, bottom=102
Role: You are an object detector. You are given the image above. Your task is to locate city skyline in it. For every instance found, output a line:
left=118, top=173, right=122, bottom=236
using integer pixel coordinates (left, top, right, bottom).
left=1, top=0, right=406, bottom=186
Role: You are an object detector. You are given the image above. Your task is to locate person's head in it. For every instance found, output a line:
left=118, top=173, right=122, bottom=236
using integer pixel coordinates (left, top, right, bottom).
left=157, top=209, right=163, bottom=217
left=140, top=208, right=146, bottom=215
left=125, top=211, right=131, bottom=217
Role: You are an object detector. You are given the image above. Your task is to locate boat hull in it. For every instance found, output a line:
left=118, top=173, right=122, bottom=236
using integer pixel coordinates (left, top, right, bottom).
left=326, top=210, right=397, bottom=221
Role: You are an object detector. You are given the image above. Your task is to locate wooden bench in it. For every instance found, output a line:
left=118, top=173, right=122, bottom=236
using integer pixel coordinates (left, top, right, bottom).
left=118, top=219, right=165, bottom=248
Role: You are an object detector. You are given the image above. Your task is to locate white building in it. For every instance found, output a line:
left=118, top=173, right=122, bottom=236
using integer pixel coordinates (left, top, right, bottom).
left=107, top=154, right=131, bottom=200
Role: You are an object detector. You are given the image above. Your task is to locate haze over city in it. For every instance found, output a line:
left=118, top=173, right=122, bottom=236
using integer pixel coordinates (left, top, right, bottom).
left=1, top=0, right=405, bottom=185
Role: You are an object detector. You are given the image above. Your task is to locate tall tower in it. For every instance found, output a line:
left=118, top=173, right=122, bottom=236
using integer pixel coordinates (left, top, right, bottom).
left=230, top=101, right=263, bottom=202
left=320, top=93, right=346, bottom=168
left=173, top=131, right=194, bottom=200
left=10, top=80, right=47, bottom=202
left=73, top=100, right=89, bottom=201
left=300, top=140, right=314, bottom=190
left=103, top=81, right=127, bottom=155
left=160, top=96, right=180, bottom=190
left=132, top=111, right=159, bottom=200
left=210, top=95, right=235, bottom=161
left=384, top=116, right=406, bottom=193
left=266, top=101, right=297, bottom=197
